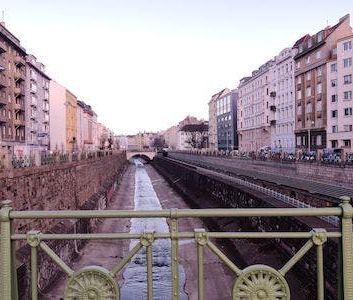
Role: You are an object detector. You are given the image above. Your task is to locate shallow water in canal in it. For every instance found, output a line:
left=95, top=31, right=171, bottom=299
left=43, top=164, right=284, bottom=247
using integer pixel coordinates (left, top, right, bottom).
left=120, top=159, right=188, bottom=299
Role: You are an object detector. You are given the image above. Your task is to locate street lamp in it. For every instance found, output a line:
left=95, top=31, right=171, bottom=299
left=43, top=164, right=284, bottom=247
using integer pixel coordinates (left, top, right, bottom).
left=308, top=120, right=315, bottom=153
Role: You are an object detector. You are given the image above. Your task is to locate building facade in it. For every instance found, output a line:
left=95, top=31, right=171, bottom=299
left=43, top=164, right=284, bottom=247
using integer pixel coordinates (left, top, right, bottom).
left=237, top=60, right=274, bottom=152
left=25, top=54, right=50, bottom=155
left=293, top=15, right=352, bottom=154
left=65, top=89, right=77, bottom=152
left=327, top=35, right=353, bottom=153
left=270, top=48, right=297, bottom=153
left=163, top=125, right=178, bottom=150
left=77, top=100, right=96, bottom=151
left=49, top=81, right=66, bottom=151
left=0, top=22, right=27, bottom=157
left=176, top=116, right=201, bottom=150
left=216, top=89, right=238, bottom=150
left=208, top=89, right=229, bottom=151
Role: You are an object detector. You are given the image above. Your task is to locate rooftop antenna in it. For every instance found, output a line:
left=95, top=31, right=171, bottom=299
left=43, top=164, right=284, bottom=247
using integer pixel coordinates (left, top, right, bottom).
left=1, top=10, right=5, bottom=26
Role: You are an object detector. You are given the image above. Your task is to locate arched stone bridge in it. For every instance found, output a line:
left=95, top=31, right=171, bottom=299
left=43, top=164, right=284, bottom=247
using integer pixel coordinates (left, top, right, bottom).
left=126, top=151, right=156, bottom=161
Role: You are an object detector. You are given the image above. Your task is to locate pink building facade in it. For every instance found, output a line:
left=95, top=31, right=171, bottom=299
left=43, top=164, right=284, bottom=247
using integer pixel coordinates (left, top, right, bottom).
left=327, top=35, right=353, bottom=154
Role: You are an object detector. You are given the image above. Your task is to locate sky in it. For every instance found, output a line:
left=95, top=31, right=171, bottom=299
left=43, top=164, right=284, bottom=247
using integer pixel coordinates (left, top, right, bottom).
left=1, top=1, right=352, bottom=135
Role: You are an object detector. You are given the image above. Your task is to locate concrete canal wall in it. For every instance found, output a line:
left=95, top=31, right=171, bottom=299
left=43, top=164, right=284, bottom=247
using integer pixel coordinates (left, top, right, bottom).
left=0, top=152, right=128, bottom=298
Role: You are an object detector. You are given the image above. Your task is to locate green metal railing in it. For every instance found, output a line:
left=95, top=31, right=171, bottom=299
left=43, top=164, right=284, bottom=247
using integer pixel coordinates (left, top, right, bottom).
left=1, top=197, right=353, bottom=299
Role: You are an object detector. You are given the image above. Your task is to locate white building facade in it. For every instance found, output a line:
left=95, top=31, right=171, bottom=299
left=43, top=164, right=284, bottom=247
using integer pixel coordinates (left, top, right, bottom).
left=237, top=60, right=274, bottom=152
left=270, top=48, right=297, bottom=153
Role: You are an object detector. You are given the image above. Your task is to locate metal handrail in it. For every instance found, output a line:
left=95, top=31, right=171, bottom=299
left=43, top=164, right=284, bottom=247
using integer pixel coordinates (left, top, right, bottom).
left=1, top=197, right=352, bottom=300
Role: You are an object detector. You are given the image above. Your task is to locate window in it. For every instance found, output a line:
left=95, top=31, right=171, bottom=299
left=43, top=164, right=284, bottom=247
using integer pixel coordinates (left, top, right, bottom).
left=317, top=83, right=322, bottom=94
left=316, top=135, right=322, bottom=146
left=306, top=56, right=311, bottom=64
left=344, top=140, right=351, bottom=147
left=317, top=67, right=322, bottom=76
left=317, top=32, right=323, bottom=42
left=297, top=90, right=302, bottom=100
left=331, top=79, right=337, bottom=87
left=331, top=94, right=338, bottom=102
left=344, top=107, right=353, bottom=116
left=344, top=125, right=353, bottom=132
left=306, top=87, right=311, bottom=97
left=331, top=140, right=338, bottom=148
left=332, top=125, right=338, bottom=133
left=344, top=91, right=353, bottom=100
left=331, top=63, right=337, bottom=72
left=332, top=110, right=338, bottom=118
left=306, top=72, right=311, bottom=80
left=344, top=75, right=352, bottom=84
left=344, top=41, right=352, bottom=51
left=316, top=51, right=321, bottom=59
left=344, top=58, right=352, bottom=68
left=296, top=136, right=301, bottom=146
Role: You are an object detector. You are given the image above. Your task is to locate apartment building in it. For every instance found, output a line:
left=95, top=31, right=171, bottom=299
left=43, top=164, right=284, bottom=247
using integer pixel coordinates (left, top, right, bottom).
left=177, top=116, right=202, bottom=150
left=25, top=54, right=50, bottom=154
left=271, top=48, right=297, bottom=153
left=65, top=89, right=77, bottom=152
left=0, top=22, right=27, bottom=157
left=77, top=100, right=97, bottom=151
left=208, top=88, right=229, bottom=151
left=216, top=89, right=238, bottom=150
left=327, top=35, right=353, bottom=153
left=49, top=81, right=78, bottom=152
left=293, top=14, right=352, bottom=154
left=237, top=60, right=274, bottom=152
left=163, top=125, right=177, bottom=150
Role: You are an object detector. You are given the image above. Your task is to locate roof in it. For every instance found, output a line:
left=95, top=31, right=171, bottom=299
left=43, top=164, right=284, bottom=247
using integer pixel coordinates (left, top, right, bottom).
left=179, top=123, right=209, bottom=132
left=293, top=14, right=351, bottom=59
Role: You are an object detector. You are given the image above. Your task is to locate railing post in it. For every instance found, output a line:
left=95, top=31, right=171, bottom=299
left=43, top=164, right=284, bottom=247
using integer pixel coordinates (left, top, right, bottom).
left=340, top=196, right=353, bottom=299
left=170, top=209, right=179, bottom=300
left=0, top=200, right=14, bottom=300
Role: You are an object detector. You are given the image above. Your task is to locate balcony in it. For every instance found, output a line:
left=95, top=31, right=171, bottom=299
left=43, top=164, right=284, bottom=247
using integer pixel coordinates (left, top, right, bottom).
left=0, top=41, right=6, bottom=53
left=14, top=101, right=25, bottom=112
left=0, top=76, right=7, bottom=89
left=15, top=86, right=25, bottom=97
left=270, top=91, right=276, bottom=98
left=15, top=70, right=26, bottom=83
left=270, top=105, right=276, bottom=112
left=0, top=94, right=6, bottom=106
left=14, top=118, right=25, bottom=127
left=0, top=59, right=5, bottom=71
left=14, top=135, right=25, bottom=142
left=0, top=114, right=6, bottom=124
left=270, top=119, right=276, bottom=126
left=14, top=56, right=25, bottom=67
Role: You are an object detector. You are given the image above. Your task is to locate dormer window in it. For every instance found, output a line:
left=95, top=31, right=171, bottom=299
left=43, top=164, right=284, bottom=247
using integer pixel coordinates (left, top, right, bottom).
left=317, top=32, right=323, bottom=42
left=308, top=38, right=312, bottom=48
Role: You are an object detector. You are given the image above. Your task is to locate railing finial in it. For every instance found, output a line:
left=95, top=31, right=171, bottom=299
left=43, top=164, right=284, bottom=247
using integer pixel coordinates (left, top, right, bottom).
left=0, top=199, right=12, bottom=208
left=340, top=196, right=351, bottom=204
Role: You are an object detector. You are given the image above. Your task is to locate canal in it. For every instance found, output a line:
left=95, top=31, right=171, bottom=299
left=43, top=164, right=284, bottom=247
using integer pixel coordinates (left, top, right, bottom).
left=43, top=159, right=234, bottom=299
